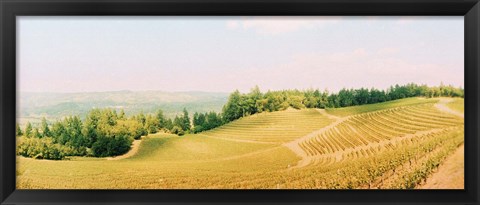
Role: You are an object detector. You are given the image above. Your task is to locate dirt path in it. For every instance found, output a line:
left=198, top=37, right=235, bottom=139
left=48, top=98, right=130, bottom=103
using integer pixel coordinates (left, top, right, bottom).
left=106, top=139, right=142, bottom=160
left=435, top=98, right=464, bottom=118
left=282, top=109, right=348, bottom=168
left=418, top=144, right=464, bottom=189
left=418, top=100, right=464, bottom=189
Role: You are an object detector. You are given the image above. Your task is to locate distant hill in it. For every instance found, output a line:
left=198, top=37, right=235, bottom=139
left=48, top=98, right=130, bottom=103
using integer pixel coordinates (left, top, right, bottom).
left=18, top=90, right=229, bottom=125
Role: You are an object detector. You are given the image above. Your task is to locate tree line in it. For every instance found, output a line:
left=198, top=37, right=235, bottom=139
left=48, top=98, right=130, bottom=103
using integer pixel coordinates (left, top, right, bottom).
left=16, top=82, right=463, bottom=160
left=221, top=83, right=463, bottom=123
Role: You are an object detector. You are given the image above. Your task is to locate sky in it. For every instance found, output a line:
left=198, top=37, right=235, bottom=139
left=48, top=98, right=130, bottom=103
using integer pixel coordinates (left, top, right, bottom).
left=17, top=16, right=464, bottom=93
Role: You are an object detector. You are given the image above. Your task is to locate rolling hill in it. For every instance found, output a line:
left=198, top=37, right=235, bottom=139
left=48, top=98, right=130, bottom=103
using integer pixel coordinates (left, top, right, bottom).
left=16, top=97, right=464, bottom=189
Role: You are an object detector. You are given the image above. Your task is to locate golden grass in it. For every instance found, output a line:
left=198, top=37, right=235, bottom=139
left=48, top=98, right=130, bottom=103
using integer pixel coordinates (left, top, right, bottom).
left=446, top=98, right=464, bottom=113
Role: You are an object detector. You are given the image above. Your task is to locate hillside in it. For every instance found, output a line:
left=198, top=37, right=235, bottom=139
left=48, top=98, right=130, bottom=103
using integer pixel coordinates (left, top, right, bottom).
left=16, top=97, right=464, bottom=189
left=202, top=109, right=334, bottom=143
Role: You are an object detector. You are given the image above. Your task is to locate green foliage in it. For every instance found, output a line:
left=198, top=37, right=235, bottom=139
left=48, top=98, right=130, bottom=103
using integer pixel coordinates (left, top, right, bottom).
left=193, top=125, right=204, bottom=134
left=32, top=128, right=42, bottom=138
left=111, top=120, right=144, bottom=140
left=171, top=109, right=191, bottom=133
left=164, top=118, right=174, bottom=130
left=25, top=122, right=33, bottom=138
left=63, top=116, right=84, bottom=147
left=16, top=123, right=23, bottom=136
left=16, top=137, right=77, bottom=160
left=155, top=109, right=167, bottom=129
left=137, top=112, right=146, bottom=126
left=222, top=90, right=243, bottom=122
left=82, top=109, right=101, bottom=147
left=41, top=117, right=51, bottom=137
left=193, top=112, right=206, bottom=127
left=288, top=94, right=305, bottom=109
left=91, top=134, right=133, bottom=157
left=192, top=111, right=223, bottom=133
left=171, top=126, right=185, bottom=136
left=182, top=108, right=191, bottom=131
left=118, top=109, right=126, bottom=120
left=20, top=108, right=143, bottom=160
left=173, top=116, right=183, bottom=130
left=145, top=114, right=159, bottom=134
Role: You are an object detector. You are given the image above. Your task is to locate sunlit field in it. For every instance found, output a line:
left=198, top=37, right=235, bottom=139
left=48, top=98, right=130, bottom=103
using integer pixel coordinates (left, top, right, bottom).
left=17, top=97, right=464, bottom=189
left=446, top=98, right=464, bottom=113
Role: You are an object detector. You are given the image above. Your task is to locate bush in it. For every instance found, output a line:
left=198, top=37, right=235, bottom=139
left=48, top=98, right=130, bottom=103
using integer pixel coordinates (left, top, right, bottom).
left=171, top=126, right=185, bottom=136
left=16, top=137, right=70, bottom=160
left=91, top=134, right=133, bottom=157
left=193, top=125, right=204, bottom=134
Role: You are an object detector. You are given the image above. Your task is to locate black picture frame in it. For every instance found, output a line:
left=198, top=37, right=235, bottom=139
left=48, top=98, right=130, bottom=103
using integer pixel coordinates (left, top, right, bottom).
left=1, top=0, right=479, bottom=204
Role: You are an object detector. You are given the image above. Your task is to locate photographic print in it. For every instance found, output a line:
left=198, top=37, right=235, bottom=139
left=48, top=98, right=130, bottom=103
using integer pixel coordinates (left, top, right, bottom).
left=16, top=16, right=464, bottom=189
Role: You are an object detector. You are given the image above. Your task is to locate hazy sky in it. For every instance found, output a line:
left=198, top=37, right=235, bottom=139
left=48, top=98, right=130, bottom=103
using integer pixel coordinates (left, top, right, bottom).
left=17, top=16, right=464, bottom=93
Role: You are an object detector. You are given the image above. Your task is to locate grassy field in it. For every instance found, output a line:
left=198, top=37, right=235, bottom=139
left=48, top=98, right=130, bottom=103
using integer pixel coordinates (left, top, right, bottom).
left=202, top=109, right=334, bottom=143
left=446, top=98, right=464, bottom=113
left=16, top=97, right=464, bottom=189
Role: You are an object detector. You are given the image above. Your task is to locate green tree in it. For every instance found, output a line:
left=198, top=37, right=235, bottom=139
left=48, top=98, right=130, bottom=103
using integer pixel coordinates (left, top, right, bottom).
left=193, top=112, right=207, bottom=133
left=319, top=89, right=329, bottom=108
left=303, top=89, right=317, bottom=108
left=91, top=133, right=133, bottom=157
left=206, top=111, right=222, bottom=130
left=101, top=109, right=117, bottom=127
left=16, top=123, right=23, bottom=136
left=173, top=115, right=183, bottom=130
left=247, top=85, right=263, bottom=114
left=137, top=112, right=146, bottom=127
left=192, top=112, right=203, bottom=127
left=114, top=119, right=146, bottom=140
left=145, top=114, right=159, bottom=134
left=25, top=122, right=33, bottom=138
left=52, top=120, right=67, bottom=144
left=164, top=118, right=174, bottom=130
left=355, top=88, right=370, bottom=105
left=33, top=127, right=42, bottom=138
left=83, top=109, right=101, bottom=147
left=288, top=94, right=305, bottom=109
left=41, top=117, right=51, bottom=137
left=65, top=116, right=85, bottom=148
left=222, top=90, right=243, bottom=122
left=155, top=109, right=166, bottom=129
left=182, top=108, right=191, bottom=131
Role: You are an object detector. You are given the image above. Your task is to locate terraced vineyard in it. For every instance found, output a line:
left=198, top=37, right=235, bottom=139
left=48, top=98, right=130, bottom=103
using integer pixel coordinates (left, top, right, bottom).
left=16, top=98, right=464, bottom=189
left=202, top=109, right=334, bottom=143
left=299, top=102, right=462, bottom=161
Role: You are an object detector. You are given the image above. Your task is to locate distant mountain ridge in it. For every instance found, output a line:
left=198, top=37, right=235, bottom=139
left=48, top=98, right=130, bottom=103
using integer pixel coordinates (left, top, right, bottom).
left=18, top=90, right=229, bottom=125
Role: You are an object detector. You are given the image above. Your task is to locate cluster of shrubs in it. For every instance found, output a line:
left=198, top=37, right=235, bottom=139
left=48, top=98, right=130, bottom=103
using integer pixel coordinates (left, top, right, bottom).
left=17, top=110, right=142, bottom=159
left=16, top=137, right=84, bottom=160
